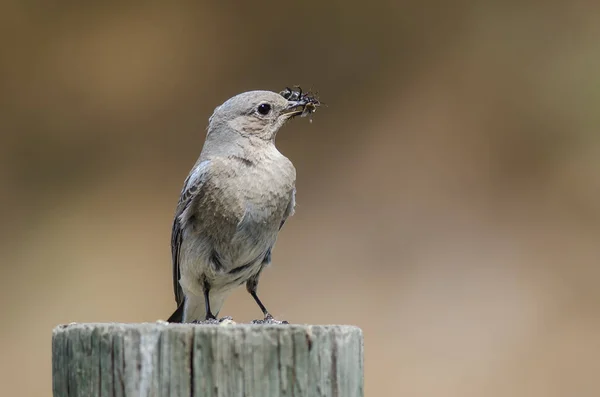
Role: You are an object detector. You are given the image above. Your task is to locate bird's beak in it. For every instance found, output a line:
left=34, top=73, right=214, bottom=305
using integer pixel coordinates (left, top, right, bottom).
left=282, top=100, right=318, bottom=119
left=282, top=101, right=306, bottom=118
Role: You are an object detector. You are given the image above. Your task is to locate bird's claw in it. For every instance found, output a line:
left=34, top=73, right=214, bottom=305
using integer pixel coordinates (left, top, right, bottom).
left=251, top=314, right=289, bottom=325
left=192, top=316, right=234, bottom=325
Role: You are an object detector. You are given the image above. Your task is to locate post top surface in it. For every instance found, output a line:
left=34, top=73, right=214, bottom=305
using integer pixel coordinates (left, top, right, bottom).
left=53, top=322, right=363, bottom=336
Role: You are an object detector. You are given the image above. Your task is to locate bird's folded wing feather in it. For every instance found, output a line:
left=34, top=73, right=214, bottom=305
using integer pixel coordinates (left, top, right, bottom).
left=279, top=187, right=296, bottom=230
left=171, top=160, right=211, bottom=305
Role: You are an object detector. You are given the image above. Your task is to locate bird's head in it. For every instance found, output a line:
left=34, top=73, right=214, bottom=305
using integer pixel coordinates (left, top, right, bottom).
left=207, top=90, right=317, bottom=142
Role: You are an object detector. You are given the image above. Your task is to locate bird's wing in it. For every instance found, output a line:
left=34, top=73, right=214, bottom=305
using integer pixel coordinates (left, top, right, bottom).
left=171, top=160, right=211, bottom=305
left=279, top=187, right=296, bottom=230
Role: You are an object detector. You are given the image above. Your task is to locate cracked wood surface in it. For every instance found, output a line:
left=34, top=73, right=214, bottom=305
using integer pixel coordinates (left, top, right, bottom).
left=52, top=323, right=363, bottom=397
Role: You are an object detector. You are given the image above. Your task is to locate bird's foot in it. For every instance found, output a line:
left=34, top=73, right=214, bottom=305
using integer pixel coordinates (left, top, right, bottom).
left=192, top=316, right=234, bottom=325
left=191, top=318, right=218, bottom=325
left=251, top=314, right=289, bottom=325
left=218, top=316, right=235, bottom=325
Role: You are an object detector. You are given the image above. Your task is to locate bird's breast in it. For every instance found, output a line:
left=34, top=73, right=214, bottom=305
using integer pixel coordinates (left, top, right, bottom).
left=192, top=153, right=295, bottom=261
left=236, top=158, right=295, bottom=225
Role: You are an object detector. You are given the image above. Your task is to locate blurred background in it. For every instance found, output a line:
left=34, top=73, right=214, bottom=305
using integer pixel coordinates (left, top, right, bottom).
left=1, top=1, right=600, bottom=396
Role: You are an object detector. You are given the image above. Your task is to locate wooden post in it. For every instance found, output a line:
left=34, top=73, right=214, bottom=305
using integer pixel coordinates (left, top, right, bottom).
left=52, top=323, right=364, bottom=397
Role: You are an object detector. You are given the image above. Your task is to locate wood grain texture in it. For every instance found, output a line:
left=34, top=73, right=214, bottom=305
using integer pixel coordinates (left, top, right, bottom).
left=52, top=323, right=363, bottom=397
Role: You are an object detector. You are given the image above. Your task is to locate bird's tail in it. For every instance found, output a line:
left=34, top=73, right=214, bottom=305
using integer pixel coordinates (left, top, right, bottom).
left=167, top=301, right=184, bottom=323
left=168, top=293, right=227, bottom=323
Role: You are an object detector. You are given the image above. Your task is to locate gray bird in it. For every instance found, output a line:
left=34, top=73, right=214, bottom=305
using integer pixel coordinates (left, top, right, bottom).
left=167, top=89, right=317, bottom=323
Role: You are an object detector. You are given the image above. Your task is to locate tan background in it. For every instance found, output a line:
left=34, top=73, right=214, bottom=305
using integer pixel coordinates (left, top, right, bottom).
left=2, top=1, right=600, bottom=396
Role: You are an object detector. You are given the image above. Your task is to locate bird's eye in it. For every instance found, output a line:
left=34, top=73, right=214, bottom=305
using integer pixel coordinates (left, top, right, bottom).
left=257, top=103, right=271, bottom=115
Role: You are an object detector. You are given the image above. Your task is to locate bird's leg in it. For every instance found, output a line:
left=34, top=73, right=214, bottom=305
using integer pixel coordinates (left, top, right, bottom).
left=247, top=275, right=288, bottom=324
left=203, top=284, right=217, bottom=321
left=250, top=289, right=271, bottom=319
left=190, top=278, right=222, bottom=324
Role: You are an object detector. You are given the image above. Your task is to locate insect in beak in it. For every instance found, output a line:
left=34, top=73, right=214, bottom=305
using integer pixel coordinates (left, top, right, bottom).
left=280, top=86, right=321, bottom=119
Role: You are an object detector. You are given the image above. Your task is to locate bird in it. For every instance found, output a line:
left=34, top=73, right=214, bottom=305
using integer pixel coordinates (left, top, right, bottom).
left=167, top=89, right=318, bottom=324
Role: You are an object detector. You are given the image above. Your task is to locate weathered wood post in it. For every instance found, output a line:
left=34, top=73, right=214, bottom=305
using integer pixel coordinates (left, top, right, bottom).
left=52, top=323, right=363, bottom=397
